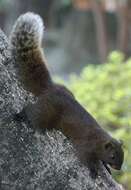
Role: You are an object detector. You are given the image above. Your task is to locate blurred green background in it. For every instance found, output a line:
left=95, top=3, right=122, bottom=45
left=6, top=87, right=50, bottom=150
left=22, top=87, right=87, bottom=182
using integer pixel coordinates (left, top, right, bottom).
left=68, top=52, right=131, bottom=190
left=0, top=0, right=131, bottom=189
left=56, top=52, right=131, bottom=190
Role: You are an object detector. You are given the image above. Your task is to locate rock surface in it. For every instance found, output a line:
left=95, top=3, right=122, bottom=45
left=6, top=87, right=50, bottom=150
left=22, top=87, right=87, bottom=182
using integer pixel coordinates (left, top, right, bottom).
left=0, top=28, right=124, bottom=190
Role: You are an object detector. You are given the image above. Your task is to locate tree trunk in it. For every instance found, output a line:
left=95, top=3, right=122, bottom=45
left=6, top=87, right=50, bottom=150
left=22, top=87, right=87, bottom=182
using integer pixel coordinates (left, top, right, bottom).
left=117, top=4, right=129, bottom=55
left=92, top=0, right=108, bottom=63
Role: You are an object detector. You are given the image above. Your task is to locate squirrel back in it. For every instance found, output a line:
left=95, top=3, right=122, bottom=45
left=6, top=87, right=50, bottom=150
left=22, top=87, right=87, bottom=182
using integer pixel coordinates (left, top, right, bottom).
left=9, top=12, right=52, bottom=96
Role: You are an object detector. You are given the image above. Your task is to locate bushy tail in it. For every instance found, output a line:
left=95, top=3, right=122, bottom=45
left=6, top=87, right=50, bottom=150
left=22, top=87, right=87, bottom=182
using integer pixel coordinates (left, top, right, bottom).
left=10, top=12, right=44, bottom=51
left=9, top=12, right=52, bottom=96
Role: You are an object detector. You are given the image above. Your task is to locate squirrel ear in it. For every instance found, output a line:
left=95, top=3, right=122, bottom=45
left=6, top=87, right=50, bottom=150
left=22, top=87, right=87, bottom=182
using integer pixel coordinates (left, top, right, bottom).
left=104, top=141, right=113, bottom=151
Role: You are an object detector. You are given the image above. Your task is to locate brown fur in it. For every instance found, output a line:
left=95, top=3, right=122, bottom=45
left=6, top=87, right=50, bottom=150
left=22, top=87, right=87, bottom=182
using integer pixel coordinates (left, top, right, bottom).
left=10, top=12, right=124, bottom=178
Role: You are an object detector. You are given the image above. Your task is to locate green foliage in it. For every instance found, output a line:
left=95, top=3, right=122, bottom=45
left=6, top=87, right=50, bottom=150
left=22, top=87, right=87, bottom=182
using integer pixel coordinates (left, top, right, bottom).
left=55, top=51, right=131, bottom=189
left=69, top=52, right=131, bottom=129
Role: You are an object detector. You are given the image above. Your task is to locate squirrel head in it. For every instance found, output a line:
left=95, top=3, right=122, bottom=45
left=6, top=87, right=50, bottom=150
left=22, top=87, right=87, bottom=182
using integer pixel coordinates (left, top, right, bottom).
left=100, top=139, right=124, bottom=170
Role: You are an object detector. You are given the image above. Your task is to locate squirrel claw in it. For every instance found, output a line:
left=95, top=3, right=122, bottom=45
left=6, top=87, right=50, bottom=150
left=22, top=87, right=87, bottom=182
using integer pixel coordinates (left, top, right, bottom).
left=103, top=162, right=111, bottom=175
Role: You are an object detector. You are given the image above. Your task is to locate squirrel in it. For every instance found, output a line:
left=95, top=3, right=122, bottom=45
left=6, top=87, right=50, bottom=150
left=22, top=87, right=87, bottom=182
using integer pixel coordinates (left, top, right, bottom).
left=9, top=12, right=124, bottom=178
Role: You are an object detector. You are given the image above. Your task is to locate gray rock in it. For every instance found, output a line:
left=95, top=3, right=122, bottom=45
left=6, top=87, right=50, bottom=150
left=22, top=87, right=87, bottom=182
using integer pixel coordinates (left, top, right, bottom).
left=0, top=28, right=124, bottom=190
